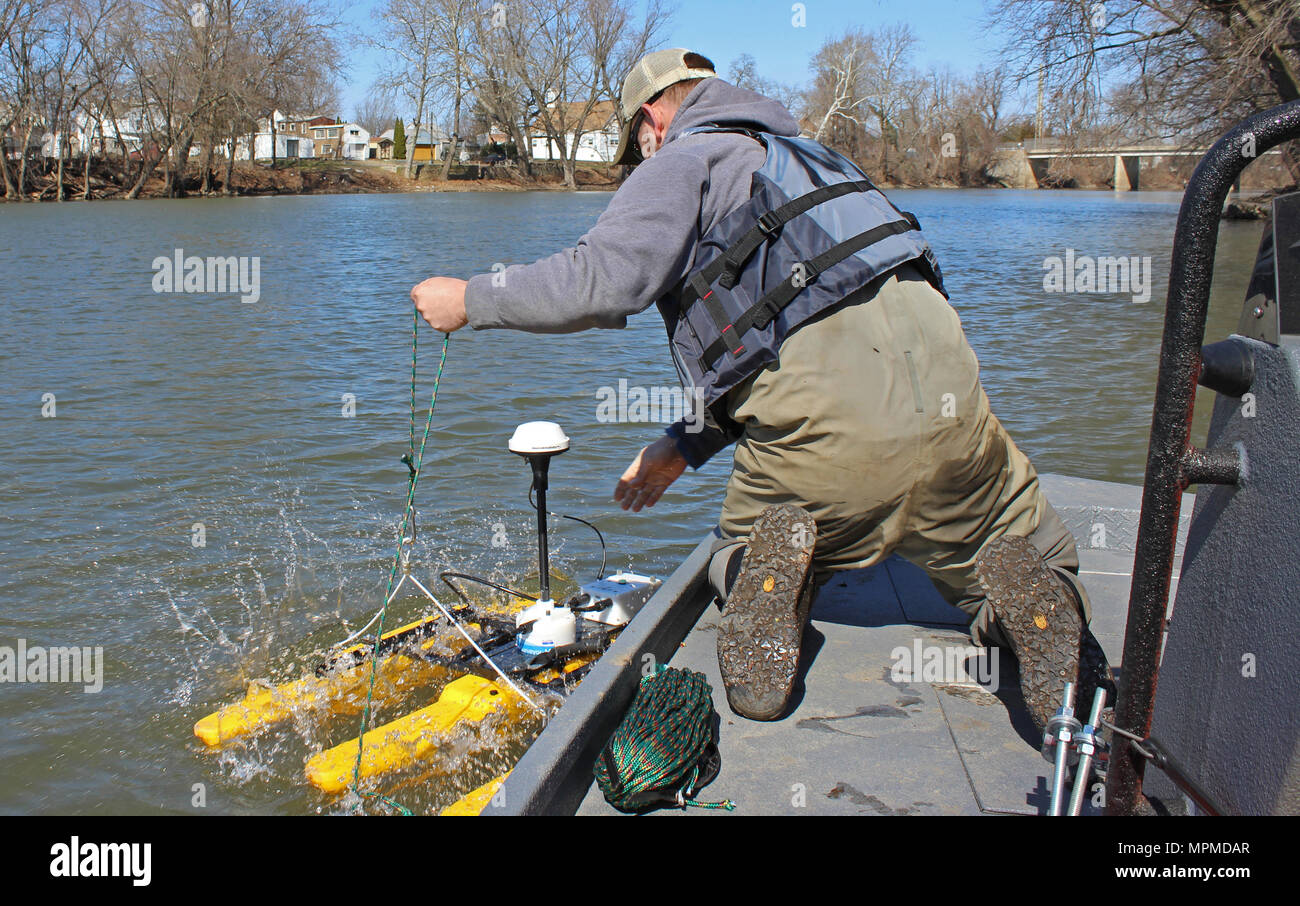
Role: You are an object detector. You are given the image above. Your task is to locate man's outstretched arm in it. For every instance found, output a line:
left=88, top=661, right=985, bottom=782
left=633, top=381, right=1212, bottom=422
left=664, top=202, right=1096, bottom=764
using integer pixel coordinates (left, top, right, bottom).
left=421, top=149, right=709, bottom=334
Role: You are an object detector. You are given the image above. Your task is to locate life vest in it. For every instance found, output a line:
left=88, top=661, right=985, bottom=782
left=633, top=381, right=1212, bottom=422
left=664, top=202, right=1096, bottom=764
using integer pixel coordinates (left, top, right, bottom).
left=656, top=127, right=947, bottom=424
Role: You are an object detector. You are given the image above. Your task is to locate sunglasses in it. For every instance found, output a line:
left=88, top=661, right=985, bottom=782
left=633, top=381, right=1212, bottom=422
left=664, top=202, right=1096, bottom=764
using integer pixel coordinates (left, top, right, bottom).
left=626, top=110, right=648, bottom=165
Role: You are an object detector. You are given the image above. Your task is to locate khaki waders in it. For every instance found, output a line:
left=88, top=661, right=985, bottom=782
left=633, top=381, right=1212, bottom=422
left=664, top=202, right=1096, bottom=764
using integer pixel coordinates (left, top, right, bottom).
left=707, top=264, right=1090, bottom=648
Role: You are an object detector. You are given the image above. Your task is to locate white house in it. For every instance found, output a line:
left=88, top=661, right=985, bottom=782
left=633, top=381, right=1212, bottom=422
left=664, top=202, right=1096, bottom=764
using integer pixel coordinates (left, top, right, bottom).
left=529, top=100, right=621, bottom=163
left=48, top=107, right=159, bottom=158
left=339, top=123, right=370, bottom=160
left=234, top=111, right=317, bottom=160
left=235, top=131, right=316, bottom=160
left=254, top=132, right=314, bottom=160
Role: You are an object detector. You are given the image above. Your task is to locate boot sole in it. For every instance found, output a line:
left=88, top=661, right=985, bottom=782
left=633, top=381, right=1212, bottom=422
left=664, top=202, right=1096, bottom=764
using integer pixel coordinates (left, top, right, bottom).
left=717, top=504, right=816, bottom=721
left=975, top=535, right=1114, bottom=734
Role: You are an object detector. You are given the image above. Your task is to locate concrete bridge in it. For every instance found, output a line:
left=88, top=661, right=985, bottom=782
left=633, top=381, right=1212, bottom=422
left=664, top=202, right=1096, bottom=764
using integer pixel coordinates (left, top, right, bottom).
left=990, top=139, right=1280, bottom=190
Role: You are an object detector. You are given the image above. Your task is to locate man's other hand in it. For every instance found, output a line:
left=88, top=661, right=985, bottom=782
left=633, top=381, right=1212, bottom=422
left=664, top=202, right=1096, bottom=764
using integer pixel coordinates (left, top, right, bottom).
left=614, top=436, right=687, bottom=512
left=411, top=277, right=469, bottom=332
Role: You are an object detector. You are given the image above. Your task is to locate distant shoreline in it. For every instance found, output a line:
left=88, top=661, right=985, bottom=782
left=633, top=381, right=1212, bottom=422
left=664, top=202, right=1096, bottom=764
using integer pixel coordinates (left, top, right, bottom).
left=2, top=158, right=623, bottom=202
left=5, top=158, right=1288, bottom=214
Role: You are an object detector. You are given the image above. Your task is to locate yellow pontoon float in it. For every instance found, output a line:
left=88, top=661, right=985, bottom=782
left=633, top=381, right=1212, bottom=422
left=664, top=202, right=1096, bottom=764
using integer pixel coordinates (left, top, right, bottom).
left=194, top=420, right=659, bottom=813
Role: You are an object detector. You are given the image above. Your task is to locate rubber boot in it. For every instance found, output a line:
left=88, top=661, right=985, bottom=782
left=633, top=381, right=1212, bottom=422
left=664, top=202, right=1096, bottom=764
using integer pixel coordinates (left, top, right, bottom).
left=974, top=534, right=1116, bottom=736
left=716, top=504, right=817, bottom=721
left=707, top=538, right=747, bottom=603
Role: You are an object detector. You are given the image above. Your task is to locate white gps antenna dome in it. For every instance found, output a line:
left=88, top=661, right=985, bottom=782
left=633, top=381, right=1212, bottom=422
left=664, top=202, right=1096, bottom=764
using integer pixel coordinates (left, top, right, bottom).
left=509, top=422, right=569, bottom=605
left=509, top=421, right=570, bottom=456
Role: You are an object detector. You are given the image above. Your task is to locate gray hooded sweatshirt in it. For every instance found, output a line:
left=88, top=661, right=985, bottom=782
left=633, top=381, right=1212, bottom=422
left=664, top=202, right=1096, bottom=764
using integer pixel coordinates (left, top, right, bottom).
left=464, top=78, right=802, bottom=466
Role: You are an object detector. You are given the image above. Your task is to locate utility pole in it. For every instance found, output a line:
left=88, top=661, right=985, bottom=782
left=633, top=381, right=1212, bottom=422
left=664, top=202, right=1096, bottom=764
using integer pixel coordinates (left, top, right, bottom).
left=1035, top=56, right=1045, bottom=140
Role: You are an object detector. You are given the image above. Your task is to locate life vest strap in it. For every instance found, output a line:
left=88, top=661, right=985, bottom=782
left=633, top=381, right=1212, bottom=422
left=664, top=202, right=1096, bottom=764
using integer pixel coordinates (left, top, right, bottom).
left=689, top=270, right=736, bottom=342
left=679, top=180, right=884, bottom=360
left=700, top=216, right=918, bottom=369
left=679, top=180, right=880, bottom=312
left=715, top=179, right=876, bottom=289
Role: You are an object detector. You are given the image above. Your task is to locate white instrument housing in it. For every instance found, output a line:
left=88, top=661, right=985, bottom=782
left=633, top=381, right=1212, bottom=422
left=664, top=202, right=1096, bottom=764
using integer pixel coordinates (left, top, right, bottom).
left=508, top=421, right=570, bottom=456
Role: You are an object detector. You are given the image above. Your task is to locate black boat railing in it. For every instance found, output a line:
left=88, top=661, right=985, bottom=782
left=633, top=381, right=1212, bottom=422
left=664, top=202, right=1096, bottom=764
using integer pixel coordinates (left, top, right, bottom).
left=1107, top=99, right=1300, bottom=815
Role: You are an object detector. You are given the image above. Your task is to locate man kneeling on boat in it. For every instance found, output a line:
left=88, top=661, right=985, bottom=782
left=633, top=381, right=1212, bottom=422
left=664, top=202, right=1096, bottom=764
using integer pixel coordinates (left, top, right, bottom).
left=410, top=49, right=1114, bottom=733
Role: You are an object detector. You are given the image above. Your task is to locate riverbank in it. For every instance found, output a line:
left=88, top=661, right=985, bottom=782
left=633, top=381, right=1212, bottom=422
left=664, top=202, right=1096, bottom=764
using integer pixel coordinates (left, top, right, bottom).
left=5, top=156, right=1290, bottom=212
left=1222, top=185, right=1298, bottom=219
left=2, top=157, right=624, bottom=201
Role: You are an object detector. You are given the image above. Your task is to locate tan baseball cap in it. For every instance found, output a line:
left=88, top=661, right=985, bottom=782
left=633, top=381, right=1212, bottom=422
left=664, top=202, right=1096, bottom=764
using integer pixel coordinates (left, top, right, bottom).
left=612, top=48, right=716, bottom=166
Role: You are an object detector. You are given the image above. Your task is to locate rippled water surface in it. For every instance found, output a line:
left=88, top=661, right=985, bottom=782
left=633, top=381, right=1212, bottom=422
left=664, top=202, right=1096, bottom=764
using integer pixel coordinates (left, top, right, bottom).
left=0, top=188, right=1261, bottom=813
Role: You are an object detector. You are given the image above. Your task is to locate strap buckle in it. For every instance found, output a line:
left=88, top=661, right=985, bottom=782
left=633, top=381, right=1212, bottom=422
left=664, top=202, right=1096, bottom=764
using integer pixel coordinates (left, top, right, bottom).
left=718, top=260, right=740, bottom=289
left=756, top=210, right=783, bottom=236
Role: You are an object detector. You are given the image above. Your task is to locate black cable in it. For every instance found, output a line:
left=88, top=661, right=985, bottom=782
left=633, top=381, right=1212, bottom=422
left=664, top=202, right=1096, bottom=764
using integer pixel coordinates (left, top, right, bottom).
left=527, top=487, right=608, bottom=580
left=439, top=571, right=537, bottom=607
left=560, top=514, right=606, bottom=580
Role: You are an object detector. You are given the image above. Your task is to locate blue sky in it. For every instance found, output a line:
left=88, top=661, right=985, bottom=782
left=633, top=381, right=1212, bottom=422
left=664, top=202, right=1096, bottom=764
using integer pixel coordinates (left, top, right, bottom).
left=338, top=0, right=1003, bottom=121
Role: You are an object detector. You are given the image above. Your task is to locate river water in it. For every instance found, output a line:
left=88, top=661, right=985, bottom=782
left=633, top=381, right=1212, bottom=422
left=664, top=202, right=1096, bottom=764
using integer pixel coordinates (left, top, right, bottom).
left=0, top=189, right=1262, bottom=814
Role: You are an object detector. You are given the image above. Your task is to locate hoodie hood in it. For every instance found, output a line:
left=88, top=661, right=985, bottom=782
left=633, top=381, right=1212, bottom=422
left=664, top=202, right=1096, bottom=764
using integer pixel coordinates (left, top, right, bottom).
left=663, top=78, right=801, bottom=146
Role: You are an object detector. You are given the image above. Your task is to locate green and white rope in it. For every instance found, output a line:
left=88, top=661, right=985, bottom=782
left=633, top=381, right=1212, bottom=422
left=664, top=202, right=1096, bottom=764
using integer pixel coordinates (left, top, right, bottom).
left=595, top=665, right=735, bottom=812
left=348, top=305, right=450, bottom=815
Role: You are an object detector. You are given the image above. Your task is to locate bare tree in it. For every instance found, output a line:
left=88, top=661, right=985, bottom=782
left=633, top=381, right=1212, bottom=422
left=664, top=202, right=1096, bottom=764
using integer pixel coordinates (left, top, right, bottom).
left=468, top=0, right=535, bottom=177
left=76, top=0, right=132, bottom=198
left=988, top=0, right=1300, bottom=179
left=1, top=0, right=347, bottom=201
left=245, top=0, right=344, bottom=170
left=497, top=0, right=668, bottom=187
left=354, top=87, right=396, bottom=138
left=861, top=23, right=918, bottom=178
left=803, top=29, right=1017, bottom=187
left=807, top=30, right=876, bottom=145
left=422, top=0, right=475, bottom=179
left=727, top=53, right=803, bottom=113
left=585, top=0, right=670, bottom=138
left=895, top=66, right=1006, bottom=186
left=373, top=0, right=443, bottom=178
left=2, top=0, right=76, bottom=199
left=971, top=65, right=1009, bottom=135
left=498, top=0, right=589, bottom=186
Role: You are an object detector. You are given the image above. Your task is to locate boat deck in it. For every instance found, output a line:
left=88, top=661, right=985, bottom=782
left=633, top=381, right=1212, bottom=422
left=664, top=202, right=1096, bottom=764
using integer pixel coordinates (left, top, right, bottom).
left=492, top=474, right=1195, bottom=816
